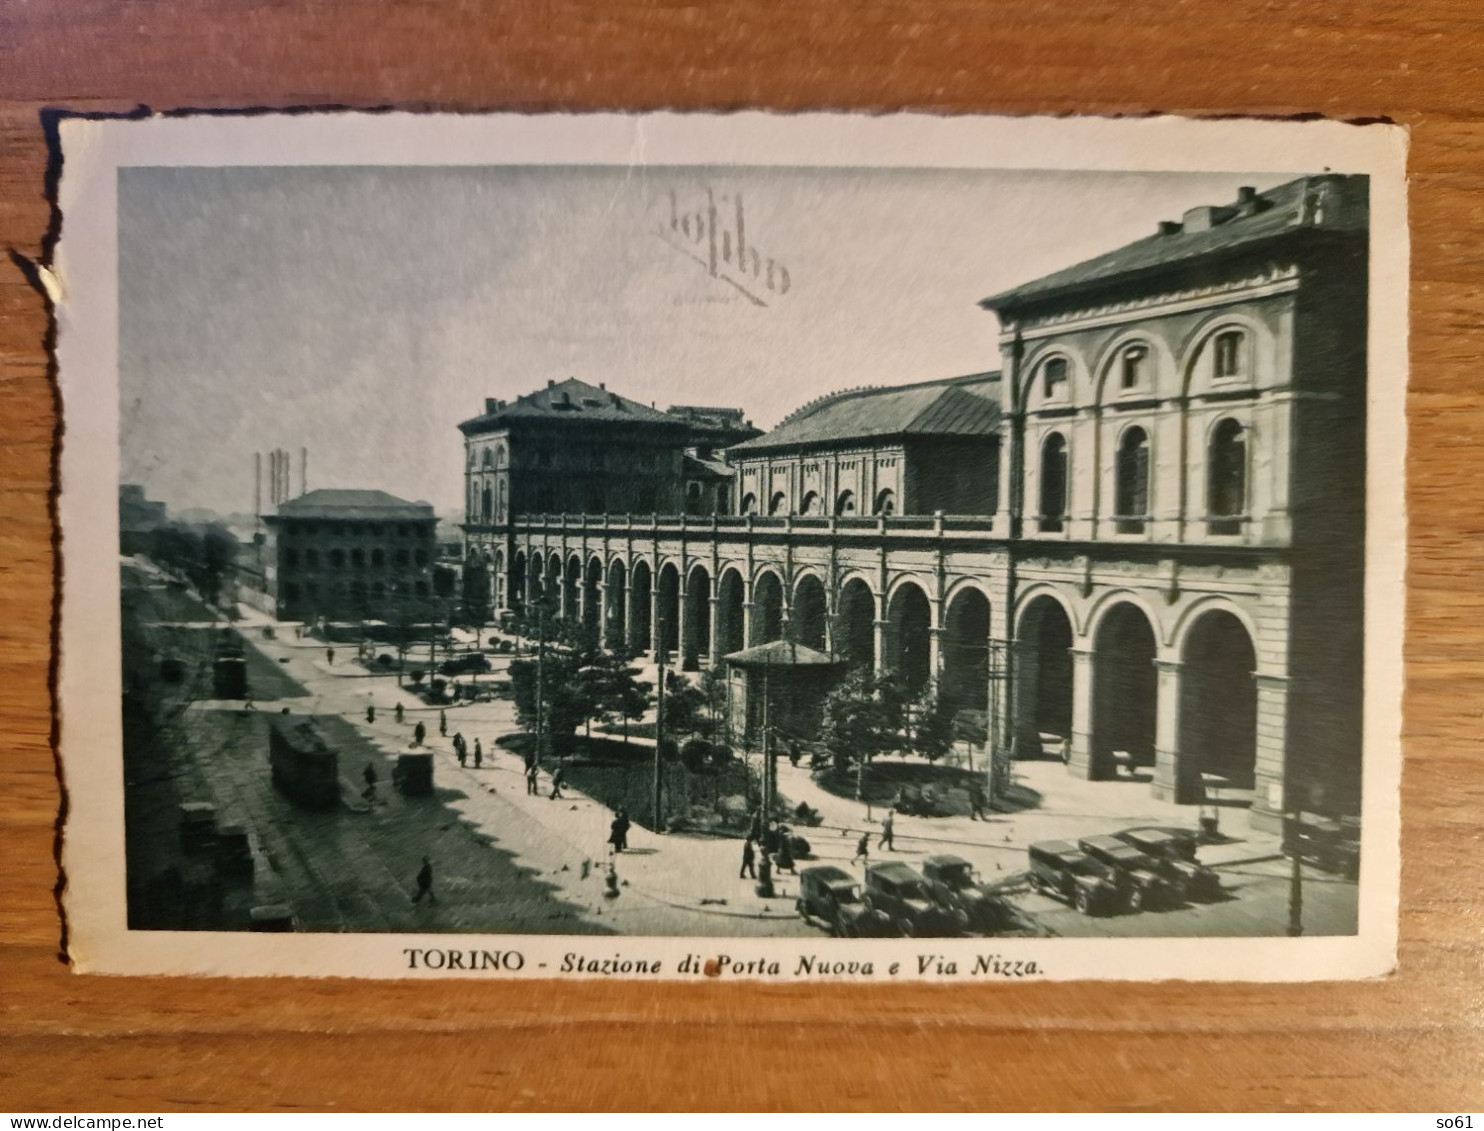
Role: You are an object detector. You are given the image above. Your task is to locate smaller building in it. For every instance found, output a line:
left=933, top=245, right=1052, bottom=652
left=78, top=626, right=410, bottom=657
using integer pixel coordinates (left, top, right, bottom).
left=119, top=484, right=167, bottom=555
left=261, top=489, right=439, bottom=624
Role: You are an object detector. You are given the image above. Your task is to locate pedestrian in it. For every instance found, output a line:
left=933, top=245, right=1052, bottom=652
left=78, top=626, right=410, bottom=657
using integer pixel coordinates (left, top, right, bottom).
left=747, top=809, right=763, bottom=844
left=326, top=647, right=335, bottom=665
left=473, top=739, right=483, bottom=769
left=395, top=702, right=404, bottom=724
left=608, top=816, right=625, bottom=856
left=362, top=761, right=379, bottom=803
left=969, top=779, right=989, bottom=821
left=525, top=762, right=539, bottom=796
left=851, top=831, right=870, bottom=865
left=880, top=811, right=895, bottom=851
left=366, top=704, right=376, bottom=724
left=740, top=838, right=757, bottom=879
left=413, top=720, right=426, bottom=747
left=439, top=709, right=448, bottom=738
left=412, top=856, right=436, bottom=904
left=549, top=764, right=566, bottom=800
left=615, top=808, right=630, bottom=852
left=243, top=695, right=255, bottom=712
left=456, top=744, right=467, bottom=768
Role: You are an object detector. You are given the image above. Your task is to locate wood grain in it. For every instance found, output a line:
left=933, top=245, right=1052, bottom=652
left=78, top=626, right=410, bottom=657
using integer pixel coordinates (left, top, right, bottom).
left=1, top=1, right=1481, bottom=1112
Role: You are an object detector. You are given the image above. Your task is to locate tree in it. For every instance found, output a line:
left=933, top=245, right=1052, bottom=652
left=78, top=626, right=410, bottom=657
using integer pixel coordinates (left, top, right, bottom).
left=661, top=672, right=707, bottom=738
left=696, top=663, right=731, bottom=746
left=907, top=687, right=956, bottom=763
left=819, top=669, right=898, bottom=775
left=584, top=645, right=653, bottom=746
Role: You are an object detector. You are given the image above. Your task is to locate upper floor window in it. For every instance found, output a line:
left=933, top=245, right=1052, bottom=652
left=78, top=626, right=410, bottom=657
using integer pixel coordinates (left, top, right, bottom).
left=1114, top=427, right=1150, bottom=534
left=1119, top=344, right=1150, bottom=391
left=371, top=548, right=385, bottom=568
left=874, top=488, right=896, bottom=516
left=1207, top=418, right=1247, bottom=535
left=351, top=548, right=366, bottom=568
left=1042, top=356, right=1069, bottom=399
left=1038, top=433, right=1068, bottom=533
left=740, top=492, right=758, bottom=515
left=304, top=549, right=319, bottom=568
left=685, top=482, right=704, bottom=515
left=481, top=485, right=493, bottom=521
left=481, top=449, right=495, bottom=469
left=329, top=549, right=346, bottom=569
left=835, top=490, right=856, bottom=516
left=800, top=491, right=820, bottom=516
left=284, top=547, right=299, bottom=569
left=768, top=491, right=788, bottom=516
left=1213, top=330, right=1245, bottom=380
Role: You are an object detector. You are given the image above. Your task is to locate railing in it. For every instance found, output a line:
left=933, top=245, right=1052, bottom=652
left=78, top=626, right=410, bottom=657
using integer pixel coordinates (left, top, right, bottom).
left=504, top=510, right=1001, bottom=539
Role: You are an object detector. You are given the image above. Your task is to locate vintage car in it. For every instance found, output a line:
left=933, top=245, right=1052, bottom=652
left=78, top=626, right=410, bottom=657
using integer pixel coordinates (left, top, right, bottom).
left=438, top=653, right=493, bottom=676
left=1291, top=811, right=1361, bottom=880
left=863, top=861, right=969, bottom=937
left=920, top=854, right=1034, bottom=935
left=795, top=865, right=893, bottom=937
left=1026, top=840, right=1123, bottom=916
left=1078, top=835, right=1182, bottom=910
left=1116, top=826, right=1222, bottom=898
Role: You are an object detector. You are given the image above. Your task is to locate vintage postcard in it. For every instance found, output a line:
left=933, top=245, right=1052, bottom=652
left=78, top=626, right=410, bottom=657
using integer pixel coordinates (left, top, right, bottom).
left=53, top=112, right=1408, bottom=980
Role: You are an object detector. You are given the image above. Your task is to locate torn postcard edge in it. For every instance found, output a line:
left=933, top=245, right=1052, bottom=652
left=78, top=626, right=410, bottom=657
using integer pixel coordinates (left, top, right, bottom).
left=53, top=111, right=1407, bottom=980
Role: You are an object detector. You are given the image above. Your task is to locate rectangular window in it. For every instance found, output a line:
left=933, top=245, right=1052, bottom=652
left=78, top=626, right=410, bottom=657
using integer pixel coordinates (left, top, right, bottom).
left=1043, top=357, right=1068, bottom=398
left=1120, top=345, right=1148, bottom=389
left=1214, top=331, right=1243, bottom=379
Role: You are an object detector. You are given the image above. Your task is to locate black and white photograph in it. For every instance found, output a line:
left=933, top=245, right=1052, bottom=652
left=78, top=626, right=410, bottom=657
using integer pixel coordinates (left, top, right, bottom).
left=55, top=113, right=1407, bottom=979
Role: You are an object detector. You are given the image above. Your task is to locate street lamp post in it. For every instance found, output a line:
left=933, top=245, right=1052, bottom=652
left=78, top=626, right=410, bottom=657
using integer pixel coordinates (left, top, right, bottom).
left=653, top=616, right=667, bottom=833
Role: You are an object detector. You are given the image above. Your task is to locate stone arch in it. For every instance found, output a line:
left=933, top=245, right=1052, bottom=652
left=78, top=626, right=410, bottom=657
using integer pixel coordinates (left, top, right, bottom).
left=834, top=489, right=856, bottom=516
left=1179, top=310, right=1272, bottom=393
left=942, top=584, right=992, bottom=715
left=582, top=555, right=603, bottom=633
left=791, top=571, right=829, bottom=651
left=563, top=554, right=582, bottom=622
left=751, top=568, right=785, bottom=644
left=1178, top=607, right=1260, bottom=793
left=768, top=491, right=788, bottom=516
left=655, top=561, right=681, bottom=658
left=1094, top=329, right=1178, bottom=403
left=684, top=562, right=711, bottom=670
left=835, top=576, right=877, bottom=671
left=873, top=488, right=897, bottom=516
left=799, top=490, right=821, bottom=516
left=629, top=558, right=653, bottom=655
left=716, top=566, right=746, bottom=657
left=1019, top=343, right=1088, bottom=411
left=510, top=550, right=527, bottom=610
left=605, top=556, right=628, bottom=649
left=1090, top=600, right=1160, bottom=780
left=1012, top=592, right=1075, bottom=758
left=885, top=578, right=933, bottom=694
left=1086, top=588, right=1169, bottom=648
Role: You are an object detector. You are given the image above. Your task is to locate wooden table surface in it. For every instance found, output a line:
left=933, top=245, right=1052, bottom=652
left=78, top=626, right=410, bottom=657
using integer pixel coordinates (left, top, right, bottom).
left=1, top=1, right=1481, bottom=1113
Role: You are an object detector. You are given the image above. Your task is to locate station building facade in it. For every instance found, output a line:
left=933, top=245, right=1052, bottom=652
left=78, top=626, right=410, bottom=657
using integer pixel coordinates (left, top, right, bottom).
left=462, top=174, right=1370, bottom=832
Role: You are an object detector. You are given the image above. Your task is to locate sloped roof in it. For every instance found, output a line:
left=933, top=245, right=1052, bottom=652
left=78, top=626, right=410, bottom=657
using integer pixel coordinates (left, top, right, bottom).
left=459, top=377, right=687, bottom=435
left=274, top=489, right=435, bottom=521
left=724, top=640, right=842, bottom=668
left=729, top=373, right=1001, bottom=455
left=683, top=452, right=733, bottom=480
left=981, top=174, right=1368, bottom=311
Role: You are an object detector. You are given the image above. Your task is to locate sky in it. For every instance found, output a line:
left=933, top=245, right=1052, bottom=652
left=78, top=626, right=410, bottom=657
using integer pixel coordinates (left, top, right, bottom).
left=118, top=163, right=1295, bottom=516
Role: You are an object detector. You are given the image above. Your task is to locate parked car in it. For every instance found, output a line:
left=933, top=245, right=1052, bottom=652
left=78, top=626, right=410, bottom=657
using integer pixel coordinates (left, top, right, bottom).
left=1291, top=811, right=1360, bottom=880
left=920, top=854, right=1035, bottom=935
left=438, top=653, right=492, bottom=676
left=1026, top=840, right=1122, bottom=916
left=863, top=861, right=968, bottom=937
left=1078, top=834, right=1182, bottom=910
left=795, top=865, right=893, bottom=937
left=1116, top=826, right=1222, bottom=898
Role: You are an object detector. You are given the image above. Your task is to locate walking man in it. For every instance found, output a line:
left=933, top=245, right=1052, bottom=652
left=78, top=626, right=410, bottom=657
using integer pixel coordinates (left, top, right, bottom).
left=969, top=779, right=989, bottom=822
left=525, top=761, right=540, bottom=796
left=395, top=702, right=404, bottom=724
left=413, top=720, right=427, bottom=747
left=880, top=811, right=895, bottom=852
left=473, top=738, right=483, bottom=769
left=549, top=763, right=566, bottom=800
left=851, top=831, right=871, bottom=866
left=740, top=838, right=757, bottom=879
left=412, top=856, right=436, bottom=904
left=614, top=808, right=630, bottom=852
left=439, top=709, right=448, bottom=738
left=326, top=647, right=335, bottom=665
left=362, top=761, right=379, bottom=803
left=366, top=704, right=376, bottom=724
